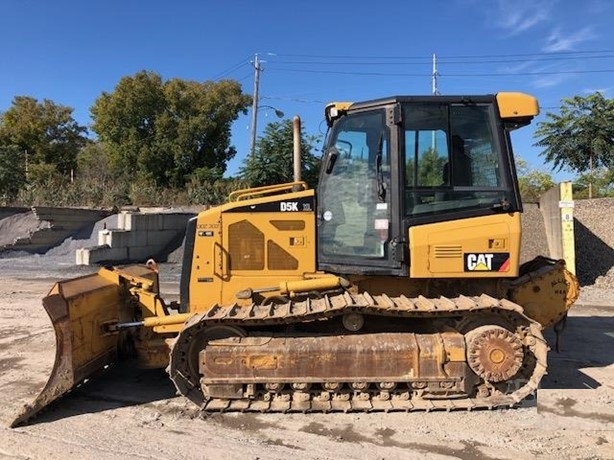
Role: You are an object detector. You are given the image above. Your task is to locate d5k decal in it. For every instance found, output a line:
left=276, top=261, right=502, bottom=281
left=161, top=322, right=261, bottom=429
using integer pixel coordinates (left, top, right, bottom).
left=464, top=253, right=510, bottom=272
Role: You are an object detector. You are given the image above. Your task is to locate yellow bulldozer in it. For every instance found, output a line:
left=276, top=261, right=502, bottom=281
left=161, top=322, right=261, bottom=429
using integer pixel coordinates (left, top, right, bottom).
left=12, top=92, right=579, bottom=426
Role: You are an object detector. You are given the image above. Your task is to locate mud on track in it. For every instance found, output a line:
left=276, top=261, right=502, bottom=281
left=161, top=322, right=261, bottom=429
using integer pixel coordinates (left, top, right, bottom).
left=0, top=274, right=612, bottom=460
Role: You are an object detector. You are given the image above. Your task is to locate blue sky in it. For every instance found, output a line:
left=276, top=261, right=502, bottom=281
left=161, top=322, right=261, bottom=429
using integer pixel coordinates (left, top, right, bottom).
left=1, top=0, right=612, bottom=180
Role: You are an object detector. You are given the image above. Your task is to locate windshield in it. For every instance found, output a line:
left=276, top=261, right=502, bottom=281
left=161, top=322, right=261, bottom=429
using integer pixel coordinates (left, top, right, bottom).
left=318, top=109, right=390, bottom=258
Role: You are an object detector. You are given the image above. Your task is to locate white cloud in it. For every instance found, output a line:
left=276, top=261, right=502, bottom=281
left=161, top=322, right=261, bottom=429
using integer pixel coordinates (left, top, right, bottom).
left=543, top=26, right=596, bottom=52
left=531, top=72, right=572, bottom=89
left=498, top=60, right=536, bottom=75
left=496, top=58, right=577, bottom=89
left=493, top=0, right=555, bottom=35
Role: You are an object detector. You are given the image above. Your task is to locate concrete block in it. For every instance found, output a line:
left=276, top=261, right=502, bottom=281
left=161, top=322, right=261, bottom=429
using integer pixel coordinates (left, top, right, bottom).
left=0, top=207, right=30, bottom=220
left=127, top=246, right=157, bottom=262
left=122, top=212, right=137, bottom=231
left=106, top=229, right=145, bottom=248
left=117, top=212, right=128, bottom=230
left=124, top=213, right=165, bottom=231
left=75, top=248, right=88, bottom=265
left=98, top=229, right=111, bottom=246
left=540, top=186, right=561, bottom=259
left=33, top=207, right=112, bottom=225
left=146, top=229, right=177, bottom=247
left=161, top=213, right=194, bottom=231
left=76, top=245, right=128, bottom=265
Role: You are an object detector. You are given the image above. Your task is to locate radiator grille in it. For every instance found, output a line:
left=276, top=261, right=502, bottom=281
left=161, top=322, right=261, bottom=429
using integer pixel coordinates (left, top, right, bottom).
left=228, top=220, right=264, bottom=270
left=267, top=240, right=298, bottom=270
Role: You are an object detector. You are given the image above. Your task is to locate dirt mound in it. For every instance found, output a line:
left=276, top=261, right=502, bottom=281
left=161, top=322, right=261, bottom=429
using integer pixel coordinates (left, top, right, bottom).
left=0, top=211, right=49, bottom=247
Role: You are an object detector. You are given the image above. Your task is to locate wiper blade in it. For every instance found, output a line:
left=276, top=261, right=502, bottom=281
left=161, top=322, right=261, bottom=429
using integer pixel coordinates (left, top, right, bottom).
left=376, top=133, right=386, bottom=201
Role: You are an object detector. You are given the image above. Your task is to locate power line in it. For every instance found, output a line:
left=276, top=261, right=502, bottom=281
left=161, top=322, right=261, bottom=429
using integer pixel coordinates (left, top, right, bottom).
left=266, top=67, right=614, bottom=77
left=268, top=67, right=428, bottom=77
left=271, top=54, right=614, bottom=66
left=235, top=72, right=253, bottom=83
left=446, top=69, right=614, bottom=76
left=262, top=95, right=326, bottom=104
left=274, top=49, right=614, bottom=60
left=212, top=56, right=252, bottom=81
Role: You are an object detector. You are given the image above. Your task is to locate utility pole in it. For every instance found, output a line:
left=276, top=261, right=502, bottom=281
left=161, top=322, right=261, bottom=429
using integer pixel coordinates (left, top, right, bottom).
left=431, top=53, right=440, bottom=95
left=249, top=53, right=262, bottom=158
left=431, top=54, right=439, bottom=151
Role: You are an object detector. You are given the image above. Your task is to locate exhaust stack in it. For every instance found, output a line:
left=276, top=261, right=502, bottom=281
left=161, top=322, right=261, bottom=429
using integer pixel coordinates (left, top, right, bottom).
left=293, top=116, right=301, bottom=183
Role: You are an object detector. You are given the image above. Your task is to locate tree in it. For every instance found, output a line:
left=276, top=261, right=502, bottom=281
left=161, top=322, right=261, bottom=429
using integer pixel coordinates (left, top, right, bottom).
left=405, top=148, right=447, bottom=186
left=90, top=71, right=251, bottom=187
left=0, top=96, right=89, bottom=176
left=573, top=167, right=614, bottom=198
left=533, top=92, right=614, bottom=198
left=239, top=119, right=321, bottom=188
left=0, top=145, right=26, bottom=204
left=515, top=157, right=555, bottom=202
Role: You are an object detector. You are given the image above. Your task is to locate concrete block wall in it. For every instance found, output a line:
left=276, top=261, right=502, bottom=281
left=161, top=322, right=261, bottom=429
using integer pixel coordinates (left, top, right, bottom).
left=76, top=211, right=195, bottom=265
left=0, top=207, right=30, bottom=220
left=539, top=182, right=576, bottom=274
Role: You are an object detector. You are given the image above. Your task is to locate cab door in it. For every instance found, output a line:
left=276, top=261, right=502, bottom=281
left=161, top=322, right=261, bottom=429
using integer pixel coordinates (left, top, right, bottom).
left=317, top=105, right=403, bottom=275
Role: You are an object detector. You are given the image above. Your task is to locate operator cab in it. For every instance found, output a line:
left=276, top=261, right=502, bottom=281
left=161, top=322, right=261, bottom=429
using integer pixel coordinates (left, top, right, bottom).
left=317, top=93, right=538, bottom=276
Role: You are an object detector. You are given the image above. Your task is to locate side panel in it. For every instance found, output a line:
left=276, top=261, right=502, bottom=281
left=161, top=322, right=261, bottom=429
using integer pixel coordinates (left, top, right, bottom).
left=409, top=213, right=521, bottom=278
left=185, top=207, right=224, bottom=312
left=185, top=190, right=317, bottom=313
left=221, top=192, right=316, bottom=304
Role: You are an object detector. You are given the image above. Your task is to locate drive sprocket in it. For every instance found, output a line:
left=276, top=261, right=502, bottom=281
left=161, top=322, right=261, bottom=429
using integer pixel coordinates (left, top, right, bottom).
left=466, top=325, right=524, bottom=382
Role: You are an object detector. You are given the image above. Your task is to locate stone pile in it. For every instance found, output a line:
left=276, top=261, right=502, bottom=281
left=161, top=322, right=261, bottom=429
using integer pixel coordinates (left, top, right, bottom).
left=573, top=197, right=614, bottom=288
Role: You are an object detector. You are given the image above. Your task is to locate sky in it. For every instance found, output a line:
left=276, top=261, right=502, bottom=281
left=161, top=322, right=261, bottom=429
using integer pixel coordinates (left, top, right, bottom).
left=1, top=0, right=612, bottom=181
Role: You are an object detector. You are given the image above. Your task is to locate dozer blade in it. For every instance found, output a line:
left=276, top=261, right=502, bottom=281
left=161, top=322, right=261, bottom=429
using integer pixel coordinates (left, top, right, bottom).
left=11, top=271, right=125, bottom=427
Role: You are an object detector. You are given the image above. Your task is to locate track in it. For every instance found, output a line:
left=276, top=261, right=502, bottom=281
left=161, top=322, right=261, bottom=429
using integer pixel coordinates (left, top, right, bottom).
left=169, top=292, right=548, bottom=412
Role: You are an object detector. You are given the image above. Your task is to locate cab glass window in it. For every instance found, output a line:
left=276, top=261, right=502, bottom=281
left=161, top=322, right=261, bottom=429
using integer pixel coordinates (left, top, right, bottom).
left=319, top=110, right=391, bottom=258
left=404, top=103, right=507, bottom=216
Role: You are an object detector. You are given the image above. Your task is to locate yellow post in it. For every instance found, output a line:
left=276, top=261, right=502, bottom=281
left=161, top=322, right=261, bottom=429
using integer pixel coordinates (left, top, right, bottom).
left=559, top=181, right=576, bottom=275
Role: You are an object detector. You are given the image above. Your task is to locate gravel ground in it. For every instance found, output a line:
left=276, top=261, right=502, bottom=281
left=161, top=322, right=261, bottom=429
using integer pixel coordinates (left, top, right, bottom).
left=0, top=278, right=612, bottom=460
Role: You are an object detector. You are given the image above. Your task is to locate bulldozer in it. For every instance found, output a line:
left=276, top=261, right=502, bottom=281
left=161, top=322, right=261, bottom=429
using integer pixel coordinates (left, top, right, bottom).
left=11, top=92, right=579, bottom=426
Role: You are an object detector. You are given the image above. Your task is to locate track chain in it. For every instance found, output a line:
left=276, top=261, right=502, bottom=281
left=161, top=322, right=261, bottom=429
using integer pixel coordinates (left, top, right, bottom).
left=169, top=292, right=548, bottom=413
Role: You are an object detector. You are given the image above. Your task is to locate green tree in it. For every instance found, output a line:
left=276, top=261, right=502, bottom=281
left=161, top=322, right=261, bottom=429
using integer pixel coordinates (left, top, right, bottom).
left=90, top=71, right=251, bottom=187
left=515, top=157, right=555, bottom=202
left=0, top=145, right=26, bottom=204
left=533, top=92, right=614, bottom=198
left=405, top=148, right=447, bottom=186
left=76, top=143, right=114, bottom=184
left=573, top=167, right=614, bottom=198
left=0, top=96, right=88, bottom=176
left=239, top=119, right=321, bottom=188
